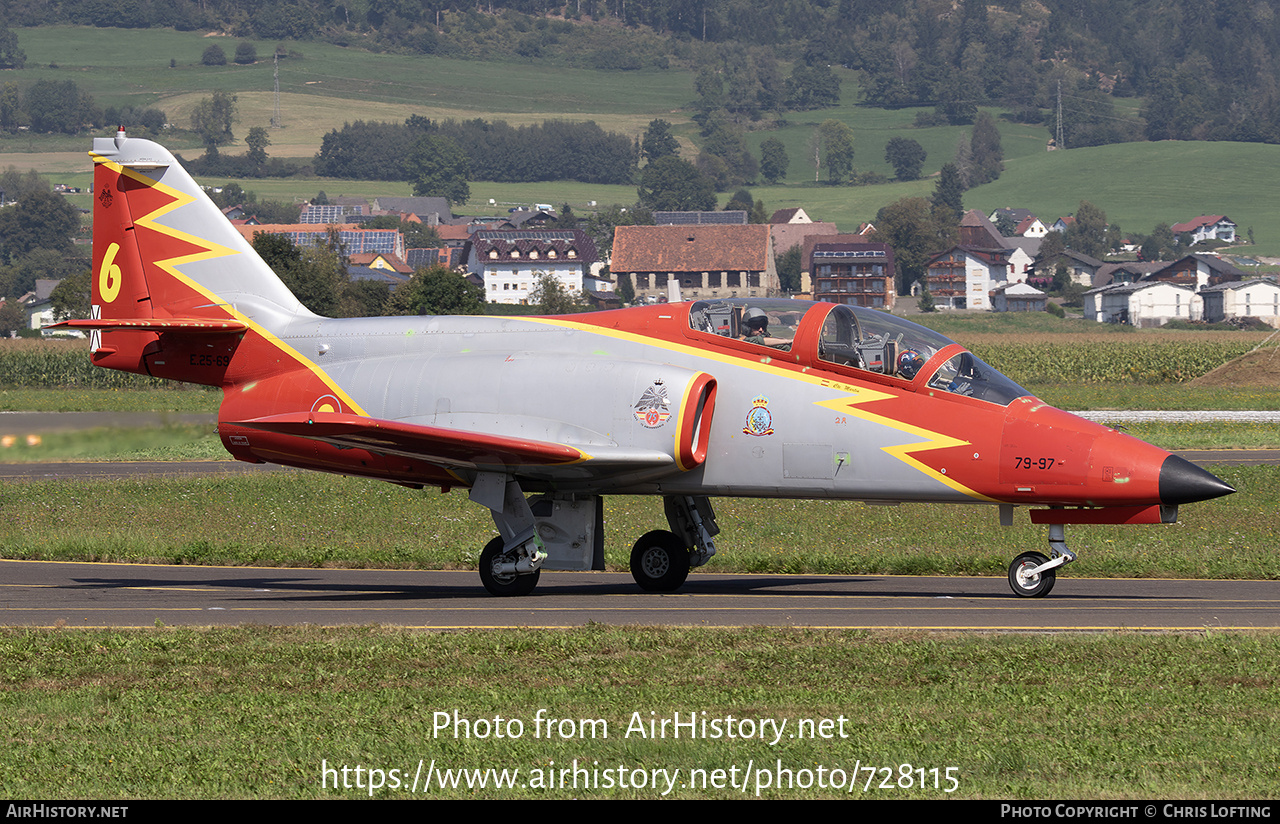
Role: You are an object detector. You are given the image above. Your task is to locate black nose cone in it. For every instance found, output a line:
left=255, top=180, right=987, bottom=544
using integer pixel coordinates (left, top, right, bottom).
left=1159, top=455, right=1236, bottom=505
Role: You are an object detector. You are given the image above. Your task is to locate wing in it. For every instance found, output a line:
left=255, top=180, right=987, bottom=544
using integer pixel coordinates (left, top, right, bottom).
left=48, top=318, right=249, bottom=333
left=230, top=412, right=677, bottom=477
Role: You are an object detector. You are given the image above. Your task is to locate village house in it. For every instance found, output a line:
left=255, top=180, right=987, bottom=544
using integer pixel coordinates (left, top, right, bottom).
left=770, top=208, right=839, bottom=287
left=347, top=252, right=413, bottom=275
left=611, top=224, right=776, bottom=302
left=992, top=282, right=1048, bottom=313
left=300, top=201, right=368, bottom=224
left=924, top=246, right=1012, bottom=310
left=1199, top=279, right=1280, bottom=327
left=21, top=279, right=63, bottom=334
left=989, top=208, right=1048, bottom=238
left=1090, top=261, right=1166, bottom=291
left=1171, top=216, right=1236, bottom=245
left=1146, top=254, right=1246, bottom=290
left=464, top=229, right=603, bottom=305
left=1037, top=249, right=1105, bottom=288
left=235, top=224, right=405, bottom=258
left=809, top=241, right=896, bottom=310
left=958, top=210, right=1037, bottom=284
left=372, top=196, right=452, bottom=226
left=921, top=210, right=1046, bottom=310
left=1086, top=281, right=1202, bottom=326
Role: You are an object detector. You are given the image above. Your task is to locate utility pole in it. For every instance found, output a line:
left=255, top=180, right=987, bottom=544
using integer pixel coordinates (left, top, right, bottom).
left=1056, top=79, right=1065, bottom=150
left=271, top=52, right=282, bottom=129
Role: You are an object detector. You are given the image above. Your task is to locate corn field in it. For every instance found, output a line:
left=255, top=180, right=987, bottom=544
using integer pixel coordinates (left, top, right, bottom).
left=0, top=339, right=171, bottom=389
left=1, top=332, right=1272, bottom=390
left=969, top=338, right=1264, bottom=384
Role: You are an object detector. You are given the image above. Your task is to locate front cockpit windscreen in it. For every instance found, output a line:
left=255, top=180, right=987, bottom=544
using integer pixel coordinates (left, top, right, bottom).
left=818, top=304, right=951, bottom=378
left=818, top=304, right=1030, bottom=406
left=926, top=350, right=1029, bottom=406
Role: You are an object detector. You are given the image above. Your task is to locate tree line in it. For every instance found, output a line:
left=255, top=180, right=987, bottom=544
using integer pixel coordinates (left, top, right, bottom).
left=9, top=0, right=1280, bottom=148
left=0, top=77, right=166, bottom=137
left=314, top=117, right=636, bottom=185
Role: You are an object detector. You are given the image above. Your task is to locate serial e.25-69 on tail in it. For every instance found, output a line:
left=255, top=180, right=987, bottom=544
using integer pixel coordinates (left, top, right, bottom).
left=56, top=131, right=1236, bottom=598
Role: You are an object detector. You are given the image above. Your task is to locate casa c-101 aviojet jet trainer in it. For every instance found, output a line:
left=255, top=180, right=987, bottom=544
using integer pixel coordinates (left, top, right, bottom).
left=54, top=131, right=1236, bottom=598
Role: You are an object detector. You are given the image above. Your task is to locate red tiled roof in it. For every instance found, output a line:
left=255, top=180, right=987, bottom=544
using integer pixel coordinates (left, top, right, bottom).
left=770, top=222, right=837, bottom=255
left=1171, top=215, right=1228, bottom=233
left=437, top=225, right=473, bottom=241
left=348, top=252, right=413, bottom=273
left=612, top=225, right=771, bottom=272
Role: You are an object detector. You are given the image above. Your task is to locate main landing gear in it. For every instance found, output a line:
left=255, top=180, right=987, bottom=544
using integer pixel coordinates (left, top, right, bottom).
left=469, top=472, right=720, bottom=596
left=1007, top=522, right=1076, bottom=598
left=629, top=495, right=720, bottom=592
left=479, top=535, right=541, bottom=597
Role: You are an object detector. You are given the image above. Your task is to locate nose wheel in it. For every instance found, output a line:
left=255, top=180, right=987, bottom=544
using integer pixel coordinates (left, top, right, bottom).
left=1007, top=522, right=1075, bottom=598
left=1008, top=552, right=1055, bottom=598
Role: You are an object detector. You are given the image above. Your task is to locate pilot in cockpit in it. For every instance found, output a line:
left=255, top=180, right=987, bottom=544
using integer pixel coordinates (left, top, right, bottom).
left=897, top=349, right=926, bottom=380
left=740, top=307, right=788, bottom=347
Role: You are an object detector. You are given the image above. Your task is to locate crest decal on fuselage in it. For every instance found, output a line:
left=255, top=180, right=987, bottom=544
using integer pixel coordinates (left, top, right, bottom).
left=743, top=395, right=774, bottom=436
left=634, top=379, right=671, bottom=429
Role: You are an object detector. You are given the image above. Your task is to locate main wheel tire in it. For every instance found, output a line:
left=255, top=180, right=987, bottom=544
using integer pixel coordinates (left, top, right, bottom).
left=1008, top=551, right=1055, bottom=598
left=630, top=530, right=691, bottom=592
left=479, top=536, right=540, bottom=597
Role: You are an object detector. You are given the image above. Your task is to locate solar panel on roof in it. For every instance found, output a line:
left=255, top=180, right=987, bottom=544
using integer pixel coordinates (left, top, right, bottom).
left=814, top=250, right=886, bottom=259
left=475, top=230, right=577, bottom=242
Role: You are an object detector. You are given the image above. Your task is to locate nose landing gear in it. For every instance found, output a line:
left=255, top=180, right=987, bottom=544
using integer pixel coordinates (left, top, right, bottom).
left=1007, top=523, right=1076, bottom=598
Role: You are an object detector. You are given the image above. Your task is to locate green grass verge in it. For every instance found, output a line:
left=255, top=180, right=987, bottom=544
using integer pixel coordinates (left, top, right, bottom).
left=0, top=387, right=220, bottom=413
left=1, top=467, right=1269, bottom=580
left=1024, top=383, right=1280, bottom=412
left=0, top=424, right=224, bottom=462
left=2, top=627, right=1277, bottom=798
left=1091, top=420, right=1280, bottom=450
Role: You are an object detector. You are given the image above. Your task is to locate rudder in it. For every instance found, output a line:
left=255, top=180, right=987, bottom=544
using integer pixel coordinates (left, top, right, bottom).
left=55, top=129, right=316, bottom=385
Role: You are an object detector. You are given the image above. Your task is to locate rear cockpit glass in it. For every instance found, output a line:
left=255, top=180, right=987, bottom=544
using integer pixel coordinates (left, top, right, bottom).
left=689, top=300, right=802, bottom=352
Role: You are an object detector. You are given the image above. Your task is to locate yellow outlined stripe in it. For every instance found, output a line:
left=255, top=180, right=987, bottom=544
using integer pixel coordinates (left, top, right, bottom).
left=520, top=316, right=990, bottom=500
left=95, top=154, right=368, bottom=417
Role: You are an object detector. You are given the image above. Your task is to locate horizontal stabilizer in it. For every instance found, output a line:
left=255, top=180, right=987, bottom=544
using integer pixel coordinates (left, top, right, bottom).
left=48, top=318, right=249, bottom=334
left=232, top=412, right=676, bottom=473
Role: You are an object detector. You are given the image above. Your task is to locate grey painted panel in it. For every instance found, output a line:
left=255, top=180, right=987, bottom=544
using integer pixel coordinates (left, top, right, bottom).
left=783, top=443, right=834, bottom=481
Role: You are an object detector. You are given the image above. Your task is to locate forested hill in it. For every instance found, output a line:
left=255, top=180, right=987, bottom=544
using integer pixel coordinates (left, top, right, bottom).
left=4, top=0, right=1279, bottom=145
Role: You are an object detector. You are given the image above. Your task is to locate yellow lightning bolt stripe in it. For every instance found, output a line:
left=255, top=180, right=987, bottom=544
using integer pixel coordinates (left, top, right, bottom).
left=811, top=394, right=992, bottom=501
left=523, top=316, right=991, bottom=499
left=94, top=155, right=368, bottom=417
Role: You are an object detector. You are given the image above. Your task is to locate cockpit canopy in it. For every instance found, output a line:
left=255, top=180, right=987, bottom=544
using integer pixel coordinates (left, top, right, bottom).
left=687, top=298, right=1029, bottom=406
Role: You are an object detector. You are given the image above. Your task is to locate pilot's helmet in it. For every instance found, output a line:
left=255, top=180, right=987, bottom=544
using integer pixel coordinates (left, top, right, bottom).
left=897, top=349, right=926, bottom=380
left=743, top=307, right=769, bottom=333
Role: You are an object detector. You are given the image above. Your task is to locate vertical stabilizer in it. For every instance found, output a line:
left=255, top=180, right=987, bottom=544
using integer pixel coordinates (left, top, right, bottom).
left=89, top=129, right=316, bottom=330
left=56, top=130, right=322, bottom=384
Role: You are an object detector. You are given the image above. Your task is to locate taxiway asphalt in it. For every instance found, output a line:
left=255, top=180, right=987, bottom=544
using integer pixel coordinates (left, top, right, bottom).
left=3, top=559, right=1277, bottom=631
left=0, top=415, right=1270, bottom=631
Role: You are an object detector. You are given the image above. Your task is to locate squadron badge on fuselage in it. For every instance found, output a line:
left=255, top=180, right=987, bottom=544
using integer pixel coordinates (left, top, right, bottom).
left=743, top=395, right=774, bottom=436
left=634, top=379, right=671, bottom=428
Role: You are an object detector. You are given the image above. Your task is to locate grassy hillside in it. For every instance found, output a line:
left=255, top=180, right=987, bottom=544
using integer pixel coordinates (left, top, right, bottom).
left=968, top=140, right=1280, bottom=257
left=11, top=26, right=695, bottom=159
left=6, top=26, right=1280, bottom=254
